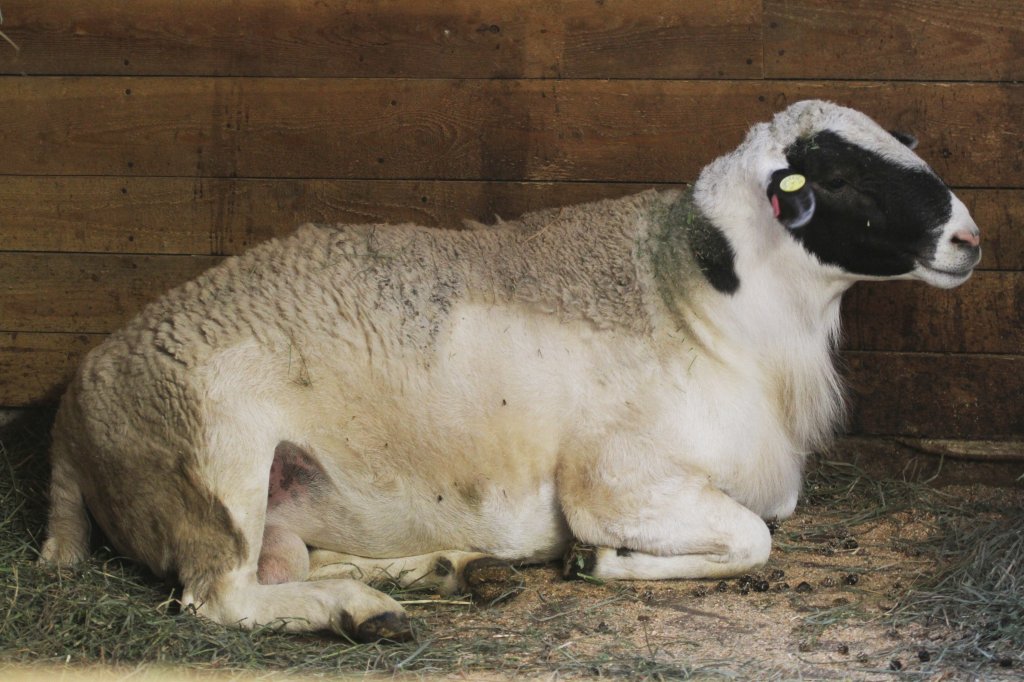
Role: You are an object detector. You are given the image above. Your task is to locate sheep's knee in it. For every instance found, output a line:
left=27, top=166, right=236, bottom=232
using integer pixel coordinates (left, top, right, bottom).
left=566, top=517, right=771, bottom=581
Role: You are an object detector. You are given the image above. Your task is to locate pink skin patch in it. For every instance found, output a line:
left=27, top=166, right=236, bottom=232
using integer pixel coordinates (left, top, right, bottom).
left=267, top=441, right=324, bottom=509
left=771, top=193, right=781, bottom=218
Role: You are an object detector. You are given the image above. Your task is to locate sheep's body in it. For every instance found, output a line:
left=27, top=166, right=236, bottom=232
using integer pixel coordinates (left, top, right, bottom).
left=42, top=101, right=981, bottom=641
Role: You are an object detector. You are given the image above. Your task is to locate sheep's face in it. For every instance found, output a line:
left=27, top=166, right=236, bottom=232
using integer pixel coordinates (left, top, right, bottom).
left=769, top=126, right=981, bottom=288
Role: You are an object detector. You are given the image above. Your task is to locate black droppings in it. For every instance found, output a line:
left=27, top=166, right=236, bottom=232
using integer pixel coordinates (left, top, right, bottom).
left=843, top=573, right=859, bottom=586
left=917, top=649, right=931, bottom=662
left=715, top=580, right=728, bottom=593
left=615, top=547, right=632, bottom=557
left=795, top=581, right=813, bottom=593
left=889, top=659, right=903, bottom=671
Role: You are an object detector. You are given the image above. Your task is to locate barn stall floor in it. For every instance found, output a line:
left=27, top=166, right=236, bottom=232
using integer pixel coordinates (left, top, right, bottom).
left=1, top=411, right=1022, bottom=681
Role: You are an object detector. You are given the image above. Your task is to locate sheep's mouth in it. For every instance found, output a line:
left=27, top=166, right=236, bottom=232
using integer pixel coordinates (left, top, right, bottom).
left=915, top=262, right=976, bottom=288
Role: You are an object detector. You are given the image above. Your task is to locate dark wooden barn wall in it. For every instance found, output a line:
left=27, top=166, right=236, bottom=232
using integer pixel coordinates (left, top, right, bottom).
left=0, top=1, right=1021, bottom=449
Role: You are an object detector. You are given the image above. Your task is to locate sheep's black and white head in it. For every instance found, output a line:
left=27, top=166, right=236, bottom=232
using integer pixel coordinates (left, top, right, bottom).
left=712, top=100, right=981, bottom=290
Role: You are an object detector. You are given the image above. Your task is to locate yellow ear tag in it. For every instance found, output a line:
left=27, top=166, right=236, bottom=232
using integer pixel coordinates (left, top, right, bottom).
left=779, top=174, right=806, bottom=192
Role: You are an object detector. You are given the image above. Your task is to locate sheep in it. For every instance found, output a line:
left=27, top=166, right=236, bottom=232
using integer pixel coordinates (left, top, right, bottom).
left=40, top=100, right=981, bottom=642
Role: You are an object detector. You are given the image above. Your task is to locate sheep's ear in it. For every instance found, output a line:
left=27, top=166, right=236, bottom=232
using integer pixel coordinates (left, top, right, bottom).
left=767, top=169, right=816, bottom=230
left=890, top=130, right=918, bottom=150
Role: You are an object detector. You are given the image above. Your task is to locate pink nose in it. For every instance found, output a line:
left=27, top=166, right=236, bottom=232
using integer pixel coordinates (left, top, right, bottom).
left=952, top=228, right=980, bottom=248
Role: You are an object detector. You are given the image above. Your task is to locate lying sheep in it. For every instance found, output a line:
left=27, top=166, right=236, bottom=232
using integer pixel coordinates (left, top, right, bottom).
left=40, top=100, right=981, bottom=642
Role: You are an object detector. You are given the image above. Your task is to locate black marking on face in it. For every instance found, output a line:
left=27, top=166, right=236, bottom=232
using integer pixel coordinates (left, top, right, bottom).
left=783, top=130, right=952, bottom=277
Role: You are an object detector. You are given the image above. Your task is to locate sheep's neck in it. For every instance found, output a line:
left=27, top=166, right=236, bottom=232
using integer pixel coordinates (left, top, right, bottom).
left=649, top=191, right=848, bottom=450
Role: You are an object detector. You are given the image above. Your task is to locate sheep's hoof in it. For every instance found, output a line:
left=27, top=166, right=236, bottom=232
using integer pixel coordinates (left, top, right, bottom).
left=352, top=611, right=413, bottom=643
left=462, top=557, right=522, bottom=605
left=562, top=542, right=598, bottom=580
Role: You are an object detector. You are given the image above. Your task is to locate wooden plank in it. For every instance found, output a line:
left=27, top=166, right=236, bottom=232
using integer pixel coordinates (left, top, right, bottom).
left=960, top=190, right=1024, bottom=271
left=843, top=352, right=1024, bottom=440
left=0, top=0, right=762, bottom=79
left=841, top=273, right=1023, bottom=355
left=0, top=253, right=219, bottom=334
left=827, top=437, right=1024, bottom=485
left=3, top=331, right=1019, bottom=440
left=1, top=78, right=1021, bottom=185
left=0, top=177, right=654, bottom=255
left=889, top=438, right=1024, bottom=463
left=2, top=252, right=1018, bottom=351
left=2, top=179, right=1020, bottom=267
left=0, top=332, right=102, bottom=405
left=765, top=0, right=1024, bottom=81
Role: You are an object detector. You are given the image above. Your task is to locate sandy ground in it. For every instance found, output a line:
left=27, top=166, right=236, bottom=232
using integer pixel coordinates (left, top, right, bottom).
left=390, top=482, right=1022, bottom=680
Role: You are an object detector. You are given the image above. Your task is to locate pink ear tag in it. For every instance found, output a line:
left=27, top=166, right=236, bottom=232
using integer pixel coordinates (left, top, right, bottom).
left=771, top=193, right=781, bottom=218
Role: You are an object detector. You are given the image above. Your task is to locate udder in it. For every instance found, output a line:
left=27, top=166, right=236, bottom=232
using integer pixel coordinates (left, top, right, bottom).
left=258, top=441, right=327, bottom=584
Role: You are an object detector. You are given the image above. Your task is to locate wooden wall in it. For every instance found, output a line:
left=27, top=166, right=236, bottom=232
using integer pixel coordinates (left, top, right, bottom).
left=0, top=1, right=1021, bottom=452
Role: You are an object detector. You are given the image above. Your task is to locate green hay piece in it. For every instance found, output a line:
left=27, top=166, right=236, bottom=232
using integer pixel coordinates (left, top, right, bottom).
left=2, top=411, right=1022, bottom=678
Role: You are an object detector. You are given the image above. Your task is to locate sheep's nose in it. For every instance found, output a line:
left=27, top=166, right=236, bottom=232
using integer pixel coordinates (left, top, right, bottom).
left=951, top=227, right=980, bottom=248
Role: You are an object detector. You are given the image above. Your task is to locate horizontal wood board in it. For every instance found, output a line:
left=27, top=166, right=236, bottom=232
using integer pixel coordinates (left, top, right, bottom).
left=2, top=330, right=1016, bottom=439
left=0, top=0, right=762, bottom=79
left=764, top=0, right=1024, bottom=81
left=0, top=1, right=1019, bottom=447
left=1, top=79, right=1022, bottom=186
left=2, top=1, right=1021, bottom=81
left=0, top=252, right=1018, bottom=353
left=3, top=180, right=1020, bottom=269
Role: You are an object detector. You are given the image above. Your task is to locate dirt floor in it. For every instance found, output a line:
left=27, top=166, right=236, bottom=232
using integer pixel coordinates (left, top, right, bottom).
left=388, top=483, right=1018, bottom=679
left=2, top=410, right=1022, bottom=680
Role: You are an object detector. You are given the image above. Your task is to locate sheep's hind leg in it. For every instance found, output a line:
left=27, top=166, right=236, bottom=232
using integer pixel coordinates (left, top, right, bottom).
left=179, top=424, right=412, bottom=641
left=309, top=549, right=522, bottom=605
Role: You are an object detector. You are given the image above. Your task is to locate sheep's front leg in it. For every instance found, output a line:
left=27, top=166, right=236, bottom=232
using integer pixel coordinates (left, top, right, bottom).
left=557, top=450, right=772, bottom=581
left=307, top=549, right=521, bottom=604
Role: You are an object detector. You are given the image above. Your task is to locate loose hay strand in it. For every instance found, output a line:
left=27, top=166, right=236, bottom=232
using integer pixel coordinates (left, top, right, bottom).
left=2, top=412, right=1023, bottom=678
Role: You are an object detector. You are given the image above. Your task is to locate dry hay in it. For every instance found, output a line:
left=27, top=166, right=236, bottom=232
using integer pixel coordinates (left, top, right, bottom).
left=1, top=409, right=1022, bottom=680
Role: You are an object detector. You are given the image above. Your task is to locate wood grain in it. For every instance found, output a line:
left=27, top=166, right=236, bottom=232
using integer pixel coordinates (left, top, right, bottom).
left=2, top=179, right=1019, bottom=268
left=0, top=253, right=219, bottom=334
left=841, top=273, right=1023, bottom=354
left=0, top=177, right=654, bottom=255
left=0, top=0, right=762, bottom=79
left=3, top=328, right=1017, bottom=441
left=2, top=251, right=1016, bottom=353
left=844, top=352, right=1024, bottom=439
left=765, top=0, right=1024, bottom=81
left=2, top=78, right=1022, bottom=185
left=0, top=332, right=102, bottom=405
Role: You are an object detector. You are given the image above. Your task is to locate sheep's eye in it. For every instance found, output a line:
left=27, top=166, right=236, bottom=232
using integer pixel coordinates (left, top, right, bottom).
left=821, top=177, right=848, bottom=191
